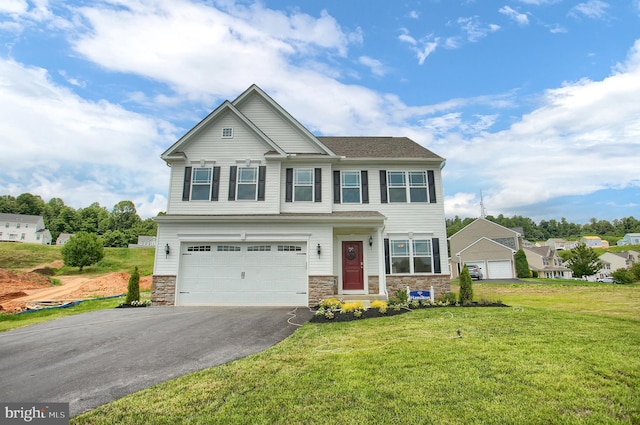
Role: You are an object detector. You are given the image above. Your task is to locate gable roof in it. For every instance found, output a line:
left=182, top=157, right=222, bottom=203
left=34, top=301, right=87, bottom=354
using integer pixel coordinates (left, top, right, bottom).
left=448, top=217, right=522, bottom=240
left=318, top=137, right=443, bottom=161
left=161, top=99, right=286, bottom=160
left=455, top=236, right=516, bottom=256
left=0, top=213, right=43, bottom=225
left=524, top=246, right=553, bottom=257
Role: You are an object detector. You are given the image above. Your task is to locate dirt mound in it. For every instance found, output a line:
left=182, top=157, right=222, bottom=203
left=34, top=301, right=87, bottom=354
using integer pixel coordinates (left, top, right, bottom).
left=63, top=272, right=152, bottom=300
left=0, top=269, right=52, bottom=291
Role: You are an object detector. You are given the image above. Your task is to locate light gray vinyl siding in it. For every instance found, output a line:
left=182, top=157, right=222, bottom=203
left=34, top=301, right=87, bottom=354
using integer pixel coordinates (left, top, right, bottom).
left=236, top=94, right=324, bottom=154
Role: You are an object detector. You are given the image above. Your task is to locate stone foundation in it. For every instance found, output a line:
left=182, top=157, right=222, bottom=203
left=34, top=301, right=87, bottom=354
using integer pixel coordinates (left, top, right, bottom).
left=151, top=275, right=176, bottom=306
left=368, top=276, right=379, bottom=294
left=308, top=275, right=337, bottom=307
left=385, top=274, right=451, bottom=299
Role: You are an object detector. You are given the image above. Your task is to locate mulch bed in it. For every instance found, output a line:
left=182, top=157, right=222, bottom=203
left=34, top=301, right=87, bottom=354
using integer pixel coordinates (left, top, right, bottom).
left=310, top=302, right=509, bottom=324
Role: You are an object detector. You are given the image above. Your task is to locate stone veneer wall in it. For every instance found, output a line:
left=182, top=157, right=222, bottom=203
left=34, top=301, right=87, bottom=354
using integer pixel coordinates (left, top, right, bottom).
left=152, top=275, right=176, bottom=306
left=368, top=276, right=379, bottom=294
left=308, top=275, right=337, bottom=307
left=385, top=274, right=451, bottom=299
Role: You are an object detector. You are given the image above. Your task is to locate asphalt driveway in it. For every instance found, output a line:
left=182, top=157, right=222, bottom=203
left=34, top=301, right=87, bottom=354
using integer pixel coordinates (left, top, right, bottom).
left=0, top=306, right=313, bottom=417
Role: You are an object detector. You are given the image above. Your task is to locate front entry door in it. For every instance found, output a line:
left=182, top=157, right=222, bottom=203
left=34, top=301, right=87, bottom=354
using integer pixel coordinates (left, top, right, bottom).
left=342, top=241, right=364, bottom=291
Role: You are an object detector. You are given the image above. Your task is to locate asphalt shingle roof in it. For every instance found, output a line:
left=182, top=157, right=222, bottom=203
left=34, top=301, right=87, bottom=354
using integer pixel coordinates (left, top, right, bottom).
left=318, top=137, right=443, bottom=160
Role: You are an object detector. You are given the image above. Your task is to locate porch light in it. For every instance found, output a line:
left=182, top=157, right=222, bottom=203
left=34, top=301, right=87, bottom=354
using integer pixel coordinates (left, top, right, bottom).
left=165, top=243, right=170, bottom=258
left=369, top=236, right=373, bottom=247
left=317, top=243, right=321, bottom=256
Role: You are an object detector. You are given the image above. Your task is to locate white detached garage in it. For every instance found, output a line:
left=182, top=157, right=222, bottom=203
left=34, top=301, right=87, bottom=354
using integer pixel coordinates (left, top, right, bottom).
left=177, top=242, right=308, bottom=306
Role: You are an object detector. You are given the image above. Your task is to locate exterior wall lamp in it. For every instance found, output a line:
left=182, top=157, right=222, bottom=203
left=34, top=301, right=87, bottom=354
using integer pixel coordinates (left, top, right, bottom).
left=369, top=236, right=373, bottom=247
left=317, top=243, right=321, bottom=256
left=165, top=243, right=170, bottom=258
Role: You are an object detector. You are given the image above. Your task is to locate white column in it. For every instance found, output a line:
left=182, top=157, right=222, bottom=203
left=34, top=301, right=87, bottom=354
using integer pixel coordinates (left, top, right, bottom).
left=377, top=227, right=386, bottom=295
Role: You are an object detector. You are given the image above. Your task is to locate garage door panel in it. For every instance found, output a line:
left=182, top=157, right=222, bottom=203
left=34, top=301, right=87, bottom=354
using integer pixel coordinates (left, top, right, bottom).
left=487, top=260, right=512, bottom=279
left=178, top=242, right=307, bottom=306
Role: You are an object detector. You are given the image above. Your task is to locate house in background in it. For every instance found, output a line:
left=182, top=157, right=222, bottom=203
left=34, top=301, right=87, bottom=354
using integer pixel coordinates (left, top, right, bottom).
left=448, top=218, right=522, bottom=280
left=617, top=233, right=640, bottom=246
left=545, top=238, right=578, bottom=251
left=152, top=85, right=449, bottom=307
left=581, top=236, right=609, bottom=248
left=597, top=251, right=635, bottom=279
left=128, top=235, right=157, bottom=248
left=523, top=246, right=572, bottom=279
left=0, top=213, right=51, bottom=245
left=56, top=233, right=74, bottom=245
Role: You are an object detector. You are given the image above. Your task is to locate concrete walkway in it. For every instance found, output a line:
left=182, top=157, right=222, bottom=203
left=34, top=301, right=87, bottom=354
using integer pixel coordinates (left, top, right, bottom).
left=0, top=306, right=313, bottom=417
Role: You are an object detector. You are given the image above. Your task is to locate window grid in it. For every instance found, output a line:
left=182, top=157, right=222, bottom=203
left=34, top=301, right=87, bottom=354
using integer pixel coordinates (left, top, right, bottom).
left=278, top=245, right=302, bottom=252
left=222, top=127, right=233, bottom=138
left=191, top=167, right=212, bottom=201
left=247, top=245, right=272, bottom=252
left=388, top=171, right=428, bottom=203
left=341, top=171, right=361, bottom=203
left=294, top=169, right=313, bottom=202
left=187, top=245, right=212, bottom=252
left=390, top=239, right=433, bottom=274
left=217, top=245, right=241, bottom=252
left=237, top=167, right=258, bottom=200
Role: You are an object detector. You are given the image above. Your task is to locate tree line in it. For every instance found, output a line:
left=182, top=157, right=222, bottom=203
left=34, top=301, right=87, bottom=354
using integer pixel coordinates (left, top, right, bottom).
left=448, top=214, right=640, bottom=242
left=0, top=193, right=159, bottom=247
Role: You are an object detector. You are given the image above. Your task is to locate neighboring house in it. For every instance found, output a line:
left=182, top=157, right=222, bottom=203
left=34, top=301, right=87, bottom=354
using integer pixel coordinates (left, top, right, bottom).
left=523, top=246, right=573, bottom=279
left=448, top=218, right=522, bottom=280
left=56, top=233, right=74, bottom=245
left=545, top=238, right=578, bottom=251
left=151, top=85, right=449, bottom=307
left=617, top=233, right=640, bottom=246
left=580, top=236, right=609, bottom=248
left=128, top=235, right=157, bottom=248
left=0, top=213, right=52, bottom=245
left=597, top=252, right=635, bottom=278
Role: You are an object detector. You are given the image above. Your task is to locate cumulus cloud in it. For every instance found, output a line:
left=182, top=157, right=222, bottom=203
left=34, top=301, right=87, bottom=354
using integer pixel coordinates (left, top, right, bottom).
left=358, top=56, right=387, bottom=77
left=499, top=6, right=529, bottom=25
left=570, top=1, right=610, bottom=19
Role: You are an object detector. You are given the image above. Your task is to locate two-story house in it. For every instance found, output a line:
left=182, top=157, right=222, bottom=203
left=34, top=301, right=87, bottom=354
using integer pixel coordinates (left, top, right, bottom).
left=617, top=233, right=640, bottom=246
left=448, top=218, right=522, bottom=280
left=151, top=85, right=449, bottom=307
left=523, top=246, right=572, bottom=279
left=0, top=213, right=52, bottom=245
left=597, top=251, right=635, bottom=279
left=580, top=236, right=609, bottom=248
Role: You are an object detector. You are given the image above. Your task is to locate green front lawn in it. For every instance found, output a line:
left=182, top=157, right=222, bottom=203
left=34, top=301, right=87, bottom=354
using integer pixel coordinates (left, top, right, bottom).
left=73, top=283, right=639, bottom=425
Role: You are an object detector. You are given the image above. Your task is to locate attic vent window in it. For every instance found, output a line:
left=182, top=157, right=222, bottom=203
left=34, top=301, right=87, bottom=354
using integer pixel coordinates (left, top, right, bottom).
left=222, top=127, right=233, bottom=138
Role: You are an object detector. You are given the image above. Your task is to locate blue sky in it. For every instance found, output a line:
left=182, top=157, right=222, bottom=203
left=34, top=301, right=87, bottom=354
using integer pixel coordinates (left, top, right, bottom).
left=1, top=0, right=639, bottom=223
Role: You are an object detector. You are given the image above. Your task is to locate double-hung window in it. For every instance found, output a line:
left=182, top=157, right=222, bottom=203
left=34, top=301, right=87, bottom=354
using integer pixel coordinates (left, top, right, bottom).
left=237, top=167, right=258, bottom=200
left=191, top=167, right=212, bottom=200
left=387, top=171, right=428, bottom=202
left=294, top=169, right=313, bottom=201
left=341, top=171, right=361, bottom=203
left=390, top=239, right=433, bottom=274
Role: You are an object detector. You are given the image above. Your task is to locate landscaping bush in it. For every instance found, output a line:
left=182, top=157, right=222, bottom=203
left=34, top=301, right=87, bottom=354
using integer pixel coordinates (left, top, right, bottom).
left=611, top=269, right=634, bottom=285
left=459, top=265, right=474, bottom=305
left=389, top=288, right=408, bottom=306
left=437, top=292, right=457, bottom=305
left=125, top=266, right=140, bottom=304
left=631, top=263, right=640, bottom=282
left=514, top=249, right=530, bottom=278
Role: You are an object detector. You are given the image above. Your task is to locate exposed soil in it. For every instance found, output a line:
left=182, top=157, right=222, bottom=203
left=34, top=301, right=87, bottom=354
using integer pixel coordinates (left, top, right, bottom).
left=0, top=263, right=152, bottom=313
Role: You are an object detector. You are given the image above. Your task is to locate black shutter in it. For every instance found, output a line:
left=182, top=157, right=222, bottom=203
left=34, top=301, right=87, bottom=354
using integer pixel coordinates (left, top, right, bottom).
left=428, top=170, right=436, bottom=203
left=314, top=168, right=322, bottom=202
left=228, top=166, right=237, bottom=201
left=384, top=238, right=390, bottom=275
left=379, top=170, right=388, bottom=203
left=333, top=170, right=341, bottom=203
left=182, top=166, right=192, bottom=201
left=257, top=166, right=266, bottom=201
left=361, top=170, right=369, bottom=204
left=211, top=166, right=220, bottom=201
left=432, top=238, right=441, bottom=273
left=285, top=168, right=293, bottom=202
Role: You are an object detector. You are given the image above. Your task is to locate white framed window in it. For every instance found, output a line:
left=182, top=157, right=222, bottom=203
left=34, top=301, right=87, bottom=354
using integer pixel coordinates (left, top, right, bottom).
left=16, top=223, right=20, bottom=229
left=187, top=245, right=211, bottom=252
left=217, top=245, right=241, bottom=252
left=191, top=167, right=212, bottom=200
left=278, top=245, right=302, bottom=252
left=247, top=245, right=272, bottom=252
left=387, top=171, right=428, bottom=203
left=294, top=169, right=314, bottom=202
left=237, top=167, right=258, bottom=200
left=390, top=239, right=433, bottom=274
left=222, top=127, right=233, bottom=138
left=341, top=171, right=361, bottom=203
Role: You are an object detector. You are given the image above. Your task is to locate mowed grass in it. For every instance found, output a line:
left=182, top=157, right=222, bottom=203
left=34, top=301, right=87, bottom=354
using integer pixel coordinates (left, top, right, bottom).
left=73, top=283, right=640, bottom=425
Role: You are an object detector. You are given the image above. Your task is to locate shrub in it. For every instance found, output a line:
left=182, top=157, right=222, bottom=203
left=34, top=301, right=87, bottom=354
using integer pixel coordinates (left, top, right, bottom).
left=611, top=269, right=634, bottom=285
left=459, top=265, right=474, bottom=305
left=436, top=292, right=457, bottom=305
left=125, top=266, right=140, bottom=304
left=61, top=231, right=104, bottom=271
left=389, top=289, right=408, bottom=306
left=514, top=249, right=530, bottom=278
left=319, top=298, right=342, bottom=310
left=341, top=301, right=365, bottom=313
left=370, top=300, right=388, bottom=310
left=631, top=263, right=640, bottom=282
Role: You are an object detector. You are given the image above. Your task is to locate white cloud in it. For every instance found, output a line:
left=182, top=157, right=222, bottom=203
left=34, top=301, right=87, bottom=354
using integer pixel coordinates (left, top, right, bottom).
left=457, top=16, right=500, bottom=42
left=499, top=6, right=529, bottom=25
left=398, top=28, right=439, bottom=65
left=358, top=56, right=387, bottom=77
left=408, top=10, right=419, bottom=19
left=570, top=1, right=610, bottom=19
left=0, top=58, right=174, bottom=217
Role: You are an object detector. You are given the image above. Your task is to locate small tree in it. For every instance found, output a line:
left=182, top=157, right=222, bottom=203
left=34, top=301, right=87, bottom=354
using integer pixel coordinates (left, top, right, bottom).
left=126, top=266, right=140, bottom=304
left=630, top=263, right=640, bottom=282
left=567, top=243, right=603, bottom=278
left=514, top=249, right=530, bottom=278
left=61, top=231, right=104, bottom=272
left=611, top=269, right=634, bottom=285
left=459, top=265, right=474, bottom=305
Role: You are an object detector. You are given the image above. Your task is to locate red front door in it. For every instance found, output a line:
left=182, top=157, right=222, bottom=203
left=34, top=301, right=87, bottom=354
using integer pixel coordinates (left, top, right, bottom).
left=342, top=241, right=364, bottom=291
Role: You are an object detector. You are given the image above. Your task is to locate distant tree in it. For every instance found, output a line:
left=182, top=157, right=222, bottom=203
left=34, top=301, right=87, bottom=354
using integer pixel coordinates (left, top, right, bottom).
left=514, top=249, right=530, bottom=278
left=0, top=195, right=18, bottom=213
left=567, top=243, right=603, bottom=278
left=133, top=217, right=158, bottom=236
left=611, top=269, right=634, bottom=285
left=101, top=230, right=129, bottom=247
left=77, top=202, right=110, bottom=234
left=459, top=265, right=474, bottom=305
left=109, top=200, right=141, bottom=232
left=16, top=193, right=45, bottom=216
left=61, top=232, right=104, bottom=271
left=125, top=266, right=141, bottom=304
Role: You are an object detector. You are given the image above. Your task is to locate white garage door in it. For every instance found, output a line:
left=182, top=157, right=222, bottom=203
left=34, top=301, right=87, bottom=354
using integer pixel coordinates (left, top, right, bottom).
left=177, top=242, right=308, bottom=306
left=487, top=260, right=513, bottom=279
